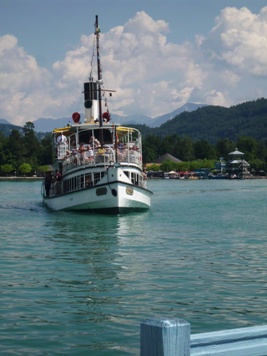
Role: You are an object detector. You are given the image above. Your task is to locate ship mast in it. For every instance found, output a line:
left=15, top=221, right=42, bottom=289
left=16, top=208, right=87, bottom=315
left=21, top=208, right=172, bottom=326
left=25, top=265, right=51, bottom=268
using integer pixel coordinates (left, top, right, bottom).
left=95, top=15, right=103, bottom=128
left=95, top=15, right=104, bottom=147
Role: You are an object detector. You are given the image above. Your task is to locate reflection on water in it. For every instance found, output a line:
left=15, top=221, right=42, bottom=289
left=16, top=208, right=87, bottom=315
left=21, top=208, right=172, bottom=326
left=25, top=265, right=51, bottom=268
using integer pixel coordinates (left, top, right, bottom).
left=1, top=179, right=267, bottom=354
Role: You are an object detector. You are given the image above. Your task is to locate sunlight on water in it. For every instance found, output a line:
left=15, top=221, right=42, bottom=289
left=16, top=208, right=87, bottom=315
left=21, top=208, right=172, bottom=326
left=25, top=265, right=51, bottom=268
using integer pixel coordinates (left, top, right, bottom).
left=0, top=179, right=267, bottom=354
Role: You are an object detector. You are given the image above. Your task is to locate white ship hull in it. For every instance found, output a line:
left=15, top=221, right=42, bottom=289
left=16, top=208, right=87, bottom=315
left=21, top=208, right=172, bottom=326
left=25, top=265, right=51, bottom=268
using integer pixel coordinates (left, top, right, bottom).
left=43, top=165, right=152, bottom=214
left=44, top=182, right=151, bottom=213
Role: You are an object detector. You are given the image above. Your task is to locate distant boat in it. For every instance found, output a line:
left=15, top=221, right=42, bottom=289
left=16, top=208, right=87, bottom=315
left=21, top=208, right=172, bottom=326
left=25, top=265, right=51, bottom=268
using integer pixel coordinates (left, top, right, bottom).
left=42, top=16, right=153, bottom=214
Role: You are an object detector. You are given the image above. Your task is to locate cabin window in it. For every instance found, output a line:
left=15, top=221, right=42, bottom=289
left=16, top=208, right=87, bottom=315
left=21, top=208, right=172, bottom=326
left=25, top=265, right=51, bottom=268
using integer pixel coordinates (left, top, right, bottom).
left=85, top=173, right=92, bottom=187
left=93, top=171, right=105, bottom=185
left=76, top=176, right=80, bottom=190
left=80, top=175, right=85, bottom=189
left=62, top=171, right=107, bottom=194
left=63, top=180, right=69, bottom=193
left=131, top=173, right=139, bottom=186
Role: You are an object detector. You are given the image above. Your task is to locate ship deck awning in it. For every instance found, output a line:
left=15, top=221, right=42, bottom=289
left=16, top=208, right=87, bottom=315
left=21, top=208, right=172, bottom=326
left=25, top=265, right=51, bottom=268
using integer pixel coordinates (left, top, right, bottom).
left=52, top=127, right=72, bottom=135
left=116, top=126, right=135, bottom=133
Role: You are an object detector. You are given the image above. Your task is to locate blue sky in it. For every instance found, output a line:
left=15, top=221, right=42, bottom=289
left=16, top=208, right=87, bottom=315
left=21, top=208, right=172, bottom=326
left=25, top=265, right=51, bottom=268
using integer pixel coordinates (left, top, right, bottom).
left=1, top=0, right=267, bottom=126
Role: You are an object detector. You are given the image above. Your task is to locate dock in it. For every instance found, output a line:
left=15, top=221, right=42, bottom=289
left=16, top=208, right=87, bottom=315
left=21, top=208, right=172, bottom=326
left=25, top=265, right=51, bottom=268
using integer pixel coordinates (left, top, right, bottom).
left=140, top=318, right=267, bottom=355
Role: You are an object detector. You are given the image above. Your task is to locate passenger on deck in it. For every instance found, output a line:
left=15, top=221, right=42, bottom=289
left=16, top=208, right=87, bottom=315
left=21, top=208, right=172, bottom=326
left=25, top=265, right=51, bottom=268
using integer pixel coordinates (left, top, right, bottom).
left=57, top=131, right=67, bottom=145
left=142, top=168, right=148, bottom=180
left=54, top=170, right=62, bottom=194
left=89, top=136, right=101, bottom=148
left=118, top=141, right=124, bottom=151
left=56, top=131, right=68, bottom=158
left=78, top=142, right=88, bottom=163
left=44, top=171, right=53, bottom=197
left=85, top=145, right=94, bottom=162
left=78, top=142, right=85, bottom=152
left=54, top=170, right=62, bottom=181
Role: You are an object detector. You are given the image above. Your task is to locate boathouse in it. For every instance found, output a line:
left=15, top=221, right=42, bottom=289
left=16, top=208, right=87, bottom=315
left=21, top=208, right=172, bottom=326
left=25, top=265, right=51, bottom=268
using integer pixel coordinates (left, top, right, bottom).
left=225, top=148, right=250, bottom=178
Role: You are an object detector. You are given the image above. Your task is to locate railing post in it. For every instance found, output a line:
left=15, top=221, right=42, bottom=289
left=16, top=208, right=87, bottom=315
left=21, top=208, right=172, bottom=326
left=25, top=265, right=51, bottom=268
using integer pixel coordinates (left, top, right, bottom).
left=140, top=318, right=190, bottom=356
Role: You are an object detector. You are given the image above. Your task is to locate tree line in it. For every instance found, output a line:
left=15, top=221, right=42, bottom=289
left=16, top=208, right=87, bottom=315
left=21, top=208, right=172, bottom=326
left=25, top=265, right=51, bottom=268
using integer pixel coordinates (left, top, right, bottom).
left=0, top=122, right=266, bottom=176
left=0, top=122, right=52, bottom=176
left=142, top=134, right=267, bottom=173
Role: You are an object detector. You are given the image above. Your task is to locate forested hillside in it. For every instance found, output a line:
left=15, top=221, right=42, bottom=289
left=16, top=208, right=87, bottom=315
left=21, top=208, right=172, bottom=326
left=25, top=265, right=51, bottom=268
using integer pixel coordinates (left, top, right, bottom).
left=0, top=98, right=266, bottom=176
left=1, top=98, right=267, bottom=142
left=0, top=123, right=23, bottom=136
left=140, top=98, right=267, bottom=143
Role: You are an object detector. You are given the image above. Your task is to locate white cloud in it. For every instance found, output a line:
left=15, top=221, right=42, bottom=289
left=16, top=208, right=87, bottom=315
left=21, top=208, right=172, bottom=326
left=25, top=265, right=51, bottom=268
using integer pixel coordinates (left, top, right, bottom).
left=204, top=6, right=267, bottom=76
left=0, top=34, right=54, bottom=125
left=99, top=12, right=206, bottom=115
left=1, top=7, right=267, bottom=126
left=204, top=90, right=227, bottom=106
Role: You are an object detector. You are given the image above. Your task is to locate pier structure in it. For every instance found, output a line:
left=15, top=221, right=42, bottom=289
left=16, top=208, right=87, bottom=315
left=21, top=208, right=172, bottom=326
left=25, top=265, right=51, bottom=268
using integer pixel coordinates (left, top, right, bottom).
left=140, top=318, right=267, bottom=355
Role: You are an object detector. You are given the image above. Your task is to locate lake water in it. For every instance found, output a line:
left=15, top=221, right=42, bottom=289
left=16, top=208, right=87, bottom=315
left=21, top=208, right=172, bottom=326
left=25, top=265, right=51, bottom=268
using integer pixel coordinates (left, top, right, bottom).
left=1, top=178, right=267, bottom=355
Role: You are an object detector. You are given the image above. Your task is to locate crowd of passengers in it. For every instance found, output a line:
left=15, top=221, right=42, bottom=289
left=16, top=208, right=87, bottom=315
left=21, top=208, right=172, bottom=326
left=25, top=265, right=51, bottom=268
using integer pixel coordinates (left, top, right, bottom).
left=44, top=132, right=145, bottom=197
left=56, top=131, right=140, bottom=165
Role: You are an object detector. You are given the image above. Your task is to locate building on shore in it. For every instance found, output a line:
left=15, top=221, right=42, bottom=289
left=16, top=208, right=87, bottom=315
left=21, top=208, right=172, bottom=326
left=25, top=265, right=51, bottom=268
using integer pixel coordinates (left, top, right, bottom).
left=153, top=153, right=183, bottom=164
left=225, top=148, right=251, bottom=178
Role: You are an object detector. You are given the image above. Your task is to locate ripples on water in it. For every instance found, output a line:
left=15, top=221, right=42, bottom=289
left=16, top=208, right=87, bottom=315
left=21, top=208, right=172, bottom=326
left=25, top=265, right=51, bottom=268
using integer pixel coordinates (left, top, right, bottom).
left=1, top=179, right=267, bottom=354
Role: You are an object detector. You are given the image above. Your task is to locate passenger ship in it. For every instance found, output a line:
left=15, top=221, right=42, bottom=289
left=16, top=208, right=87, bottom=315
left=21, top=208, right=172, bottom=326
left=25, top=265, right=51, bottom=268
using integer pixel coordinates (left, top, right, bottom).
left=42, top=16, right=153, bottom=214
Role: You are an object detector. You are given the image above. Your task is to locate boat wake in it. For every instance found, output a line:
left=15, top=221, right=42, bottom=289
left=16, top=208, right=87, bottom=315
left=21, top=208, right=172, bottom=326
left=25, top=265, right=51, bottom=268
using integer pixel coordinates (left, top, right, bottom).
left=0, top=201, right=45, bottom=213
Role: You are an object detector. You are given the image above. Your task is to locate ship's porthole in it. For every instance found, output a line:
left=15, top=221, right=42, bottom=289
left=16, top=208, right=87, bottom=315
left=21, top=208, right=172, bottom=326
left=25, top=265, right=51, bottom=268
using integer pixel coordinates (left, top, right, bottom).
left=96, top=187, right=107, bottom=196
left=111, top=189, right=117, bottom=197
left=126, top=187, right=133, bottom=195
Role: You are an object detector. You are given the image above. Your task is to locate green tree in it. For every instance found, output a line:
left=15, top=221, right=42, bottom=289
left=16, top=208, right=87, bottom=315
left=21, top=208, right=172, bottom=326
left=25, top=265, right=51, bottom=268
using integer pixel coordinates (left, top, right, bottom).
left=176, top=136, right=195, bottom=161
left=38, top=134, right=52, bottom=165
left=1, top=163, right=13, bottom=175
left=194, top=140, right=216, bottom=160
left=160, top=160, right=177, bottom=172
left=256, top=141, right=267, bottom=162
left=176, top=162, right=190, bottom=172
left=0, top=132, right=8, bottom=165
left=216, top=139, right=235, bottom=160
left=23, top=122, right=40, bottom=167
left=6, top=129, right=26, bottom=169
left=19, top=163, right=32, bottom=176
left=146, top=163, right=161, bottom=172
left=161, top=134, right=180, bottom=157
left=143, top=135, right=162, bottom=163
left=249, top=159, right=266, bottom=172
left=236, top=136, right=259, bottom=161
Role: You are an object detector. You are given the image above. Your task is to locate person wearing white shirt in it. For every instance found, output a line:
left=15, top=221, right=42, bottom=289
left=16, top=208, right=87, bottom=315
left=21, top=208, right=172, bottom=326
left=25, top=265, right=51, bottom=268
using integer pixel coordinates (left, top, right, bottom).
left=57, top=131, right=67, bottom=145
left=56, top=131, right=68, bottom=159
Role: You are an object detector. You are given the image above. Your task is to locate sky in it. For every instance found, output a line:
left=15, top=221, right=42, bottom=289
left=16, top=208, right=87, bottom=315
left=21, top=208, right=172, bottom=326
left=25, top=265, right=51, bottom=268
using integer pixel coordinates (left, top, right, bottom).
left=1, top=0, right=267, bottom=126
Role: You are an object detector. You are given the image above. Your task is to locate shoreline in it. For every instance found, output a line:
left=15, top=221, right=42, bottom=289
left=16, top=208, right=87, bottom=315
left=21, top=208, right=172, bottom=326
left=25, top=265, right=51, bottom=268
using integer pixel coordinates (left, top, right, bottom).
left=0, top=176, right=43, bottom=181
left=1, top=176, right=266, bottom=181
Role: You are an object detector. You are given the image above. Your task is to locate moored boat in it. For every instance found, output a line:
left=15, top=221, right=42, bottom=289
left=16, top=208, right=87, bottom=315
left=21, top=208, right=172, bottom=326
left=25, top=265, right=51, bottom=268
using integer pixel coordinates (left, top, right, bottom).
left=42, top=16, right=153, bottom=214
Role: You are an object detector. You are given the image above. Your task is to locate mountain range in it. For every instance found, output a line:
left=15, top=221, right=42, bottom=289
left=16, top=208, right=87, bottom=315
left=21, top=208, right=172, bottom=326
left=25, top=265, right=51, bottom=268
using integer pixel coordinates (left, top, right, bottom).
left=2, top=102, right=205, bottom=132
left=1, top=98, right=267, bottom=143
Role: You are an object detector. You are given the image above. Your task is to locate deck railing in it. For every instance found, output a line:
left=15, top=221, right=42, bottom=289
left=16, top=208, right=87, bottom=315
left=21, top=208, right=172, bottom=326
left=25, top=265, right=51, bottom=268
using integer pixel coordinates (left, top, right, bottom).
left=62, top=147, right=142, bottom=173
left=140, top=318, right=267, bottom=355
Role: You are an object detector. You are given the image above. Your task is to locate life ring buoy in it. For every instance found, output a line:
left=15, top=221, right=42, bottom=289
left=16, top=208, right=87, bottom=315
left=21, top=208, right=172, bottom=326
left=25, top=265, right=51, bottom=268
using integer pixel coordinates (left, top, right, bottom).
left=72, top=112, right=80, bottom=123
left=102, top=111, right=110, bottom=122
